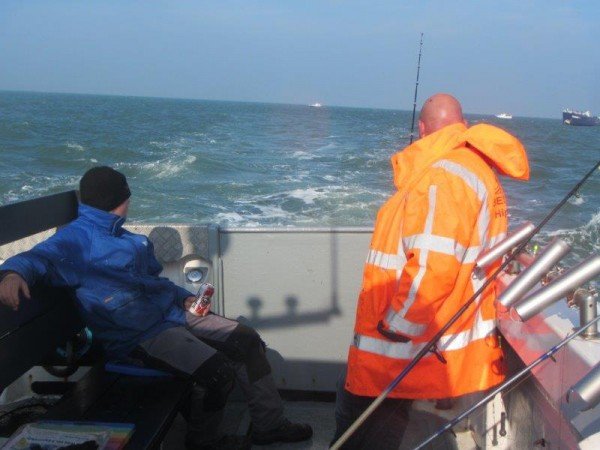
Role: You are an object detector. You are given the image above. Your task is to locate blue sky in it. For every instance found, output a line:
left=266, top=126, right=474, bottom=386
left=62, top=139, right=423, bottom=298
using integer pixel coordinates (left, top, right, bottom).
left=0, top=1, right=598, bottom=118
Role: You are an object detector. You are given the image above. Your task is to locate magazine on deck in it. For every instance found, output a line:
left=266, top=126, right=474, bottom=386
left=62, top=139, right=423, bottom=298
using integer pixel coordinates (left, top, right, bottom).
left=1, top=421, right=135, bottom=450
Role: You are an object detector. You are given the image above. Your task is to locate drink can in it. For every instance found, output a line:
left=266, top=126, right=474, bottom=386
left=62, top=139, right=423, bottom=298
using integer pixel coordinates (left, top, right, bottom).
left=189, top=282, right=214, bottom=317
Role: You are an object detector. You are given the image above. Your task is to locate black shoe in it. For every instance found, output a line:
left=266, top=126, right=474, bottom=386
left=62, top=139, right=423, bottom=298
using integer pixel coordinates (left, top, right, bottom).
left=251, top=418, right=313, bottom=445
left=186, top=434, right=252, bottom=450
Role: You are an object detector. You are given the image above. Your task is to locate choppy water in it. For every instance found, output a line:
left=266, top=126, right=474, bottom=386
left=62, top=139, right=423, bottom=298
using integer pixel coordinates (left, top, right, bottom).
left=0, top=91, right=598, bottom=261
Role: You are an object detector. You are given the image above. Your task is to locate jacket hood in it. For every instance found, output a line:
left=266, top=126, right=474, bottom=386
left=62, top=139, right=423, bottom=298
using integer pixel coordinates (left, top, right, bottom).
left=464, top=124, right=529, bottom=181
left=391, top=123, right=529, bottom=190
left=78, top=203, right=126, bottom=235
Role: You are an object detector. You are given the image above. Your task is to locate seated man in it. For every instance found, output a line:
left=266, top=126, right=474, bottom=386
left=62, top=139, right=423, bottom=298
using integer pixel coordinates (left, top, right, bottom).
left=0, top=166, right=312, bottom=450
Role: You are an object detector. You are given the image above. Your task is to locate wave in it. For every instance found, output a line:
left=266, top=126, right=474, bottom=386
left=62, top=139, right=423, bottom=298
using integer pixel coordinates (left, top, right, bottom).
left=315, top=142, right=337, bottom=152
left=1, top=174, right=80, bottom=204
left=66, top=142, right=85, bottom=151
left=540, top=210, right=600, bottom=261
left=210, top=183, right=388, bottom=227
left=115, top=152, right=198, bottom=179
left=568, top=194, right=585, bottom=206
left=214, top=204, right=294, bottom=227
left=292, top=151, right=316, bottom=160
left=287, top=188, right=327, bottom=205
left=148, top=155, right=198, bottom=179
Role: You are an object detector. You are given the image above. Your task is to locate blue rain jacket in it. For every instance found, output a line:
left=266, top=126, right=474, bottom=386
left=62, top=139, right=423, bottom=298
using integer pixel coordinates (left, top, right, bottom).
left=0, top=203, right=192, bottom=358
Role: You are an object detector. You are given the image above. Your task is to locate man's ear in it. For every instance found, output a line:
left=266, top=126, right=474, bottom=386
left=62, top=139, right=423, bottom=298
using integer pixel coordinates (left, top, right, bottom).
left=418, top=120, right=426, bottom=138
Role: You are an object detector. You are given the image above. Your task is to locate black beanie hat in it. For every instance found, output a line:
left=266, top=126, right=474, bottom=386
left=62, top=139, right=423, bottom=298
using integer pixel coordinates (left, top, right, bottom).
left=80, top=166, right=131, bottom=212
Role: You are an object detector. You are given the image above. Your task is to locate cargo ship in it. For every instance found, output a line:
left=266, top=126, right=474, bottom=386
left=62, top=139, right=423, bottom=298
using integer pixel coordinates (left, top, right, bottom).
left=563, top=109, right=600, bottom=126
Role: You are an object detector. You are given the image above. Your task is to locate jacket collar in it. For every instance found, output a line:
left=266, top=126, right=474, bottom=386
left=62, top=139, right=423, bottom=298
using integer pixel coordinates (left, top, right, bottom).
left=78, top=203, right=126, bottom=236
left=391, top=123, right=466, bottom=191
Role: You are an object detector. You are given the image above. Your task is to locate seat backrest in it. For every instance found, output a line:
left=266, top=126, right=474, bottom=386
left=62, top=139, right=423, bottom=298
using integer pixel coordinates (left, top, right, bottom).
left=0, top=190, right=78, bottom=246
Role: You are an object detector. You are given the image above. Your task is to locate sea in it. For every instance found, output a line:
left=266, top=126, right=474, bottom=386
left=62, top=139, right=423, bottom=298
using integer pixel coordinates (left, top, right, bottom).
left=0, top=91, right=598, bottom=263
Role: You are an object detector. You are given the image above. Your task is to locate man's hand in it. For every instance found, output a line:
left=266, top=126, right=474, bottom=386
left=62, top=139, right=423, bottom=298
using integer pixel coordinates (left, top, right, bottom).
left=183, top=296, right=195, bottom=311
left=0, top=273, right=30, bottom=311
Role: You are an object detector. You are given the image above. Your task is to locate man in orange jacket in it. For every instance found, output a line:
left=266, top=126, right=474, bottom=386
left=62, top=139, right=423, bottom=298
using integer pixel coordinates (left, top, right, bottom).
left=332, top=94, right=529, bottom=448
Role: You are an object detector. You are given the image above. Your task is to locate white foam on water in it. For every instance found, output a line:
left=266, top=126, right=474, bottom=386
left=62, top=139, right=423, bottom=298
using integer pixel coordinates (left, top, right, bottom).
left=281, top=170, right=311, bottom=182
left=222, top=197, right=299, bottom=225
left=122, top=153, right=197, bottom=179
left=287, top=188, right=326, bottom=205
left=315, top=143, right=337, bottom=152
left=66, top=142, right=85, bottom=151
left=543, top=210, right=600, bottom=255
left=254, top=204, right=292, bottom=219
left=90, top=158, right=98, bottom=163
left=213, top=211, right=245, bottom=224
left=292, top=151, right=315, bottom=160
left=2, top=175, right=80, bottom=204
left=568, top=194, right=585, bottom=205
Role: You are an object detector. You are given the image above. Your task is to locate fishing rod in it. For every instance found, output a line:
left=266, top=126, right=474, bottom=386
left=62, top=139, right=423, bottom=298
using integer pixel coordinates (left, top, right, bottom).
left=414, top=310, right=600, bottom=450
left=330, top=158, right=600, bottom=450
left=409, top=33, right=424, bottom=144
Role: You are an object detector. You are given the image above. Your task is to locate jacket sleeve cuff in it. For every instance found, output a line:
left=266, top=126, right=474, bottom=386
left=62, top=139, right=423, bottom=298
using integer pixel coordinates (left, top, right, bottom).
left=175, top=285, right=195, bottom=309
left=0, top=270, right=18, bottom=283
left=0, top=257, right=37, bottom=285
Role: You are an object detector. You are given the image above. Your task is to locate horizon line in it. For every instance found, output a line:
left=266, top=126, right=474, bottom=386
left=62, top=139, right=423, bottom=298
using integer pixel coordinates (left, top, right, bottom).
left=0, top=88, right=557, bottom=120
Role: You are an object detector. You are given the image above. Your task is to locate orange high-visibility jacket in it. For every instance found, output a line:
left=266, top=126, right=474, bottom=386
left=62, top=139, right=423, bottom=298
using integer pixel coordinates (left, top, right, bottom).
left=346, top=123, right=529, bottom=399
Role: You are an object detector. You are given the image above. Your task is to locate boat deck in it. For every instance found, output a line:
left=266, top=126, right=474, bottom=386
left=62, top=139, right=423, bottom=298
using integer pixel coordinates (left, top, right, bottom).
left=163, top=399, right=475, bottom=449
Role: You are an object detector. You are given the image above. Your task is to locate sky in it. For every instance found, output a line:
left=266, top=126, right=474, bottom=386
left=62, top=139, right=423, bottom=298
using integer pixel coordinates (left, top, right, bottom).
left=0, top=1, right=598, bottom=118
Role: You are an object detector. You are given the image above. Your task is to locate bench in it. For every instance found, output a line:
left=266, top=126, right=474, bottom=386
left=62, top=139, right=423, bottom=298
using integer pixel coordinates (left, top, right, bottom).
left=0, top=191, right=191, bottom=449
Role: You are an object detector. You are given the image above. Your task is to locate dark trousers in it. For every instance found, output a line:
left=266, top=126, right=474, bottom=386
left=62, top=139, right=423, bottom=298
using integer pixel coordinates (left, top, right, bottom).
left=135, top=312, right=284, bottom=444
left=332, top=368, right=412, bottom=450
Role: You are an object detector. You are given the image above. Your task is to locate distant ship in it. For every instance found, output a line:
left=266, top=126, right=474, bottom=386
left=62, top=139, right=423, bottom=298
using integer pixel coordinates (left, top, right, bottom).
left=309, top=102, right=322, bottom=108
left=495, top=113, right=512, bottom=119
left=563, top=109, right=600, bottom=126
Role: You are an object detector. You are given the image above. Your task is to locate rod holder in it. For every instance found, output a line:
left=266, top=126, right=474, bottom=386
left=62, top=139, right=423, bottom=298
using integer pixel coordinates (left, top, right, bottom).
left=497, top=238, right=571, bottom=310
left=512, top=255, right=600, bottom=322
left=576, top=287, right=599, bottom=338
left=568, top=361, right=600, bottom=411
left=476, top=222, right=535, bottom=270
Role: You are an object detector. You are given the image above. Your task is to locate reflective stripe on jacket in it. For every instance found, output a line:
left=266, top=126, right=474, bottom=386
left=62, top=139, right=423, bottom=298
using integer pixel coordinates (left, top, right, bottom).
left=346, top=123, right=529, bottom=399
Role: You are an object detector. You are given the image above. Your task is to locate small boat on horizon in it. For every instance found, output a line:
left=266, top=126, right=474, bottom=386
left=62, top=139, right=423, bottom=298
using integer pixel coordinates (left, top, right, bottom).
left=495, top=113, right=512, bottom=119
left=309, top=102, right=322, bottom=108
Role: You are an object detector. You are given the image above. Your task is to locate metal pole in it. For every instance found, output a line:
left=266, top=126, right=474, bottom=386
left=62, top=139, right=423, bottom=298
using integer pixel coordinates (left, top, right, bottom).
left=414, top=312, right=600, bottom=450
left=513, top=255, right=600, bottom=321
left=496, top=237, right=571, bottom=309
left=330, top=159, right=600, bottom=450
left=409, top=33, right=424, bottom=144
